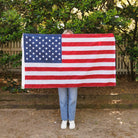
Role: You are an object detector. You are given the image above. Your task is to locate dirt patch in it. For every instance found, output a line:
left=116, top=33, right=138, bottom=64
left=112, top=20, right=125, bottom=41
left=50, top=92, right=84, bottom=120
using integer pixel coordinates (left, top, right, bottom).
left=0, top=76, right=138, bottom=137
left=0, top=109, right=138, bottom=138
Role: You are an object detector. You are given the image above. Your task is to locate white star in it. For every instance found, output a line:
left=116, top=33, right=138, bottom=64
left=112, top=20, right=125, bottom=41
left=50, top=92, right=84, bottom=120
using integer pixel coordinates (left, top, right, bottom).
left=29, top=39, right=31, bottom=41
left=46, top=58, right=48, bottom=60
left=52, top=37, right=54, bottom=39
left=49, top=39, right=51, bottom=42
left=55, top=39, right=58, bottom=42
left=32, top=42, right=35, bottom=44
left=52, top=42, right=54, bottom=44
left=29, top=50, right=31, bottom=52
left=26, top=58, right=28, bottom=60
left=33, top=58, right=35, bottom=60
left=36, top=55, right=38, bottom=57
left=32, top=36, right=34, bottom=39
left=26, top=36, right=28, bottom=39
left=39, top=53, right=41, bottom=55
left=58, top=53, right=61, bottom=55
left=42, top=39, right=44, bottom=41
left=39, top=42, right=41, bottom=44
left=36, top=39, right=38, bottom=41
left=45, top=37, right=48, bottom=39
left=26, top=42, right=28, bottom=44
left=26, top=52, right=28, bottom=55
left=39, top=37, right=41, bottom=39
left=29, top=44, right=31, bottom=47
left=52, top=58, right=54, bottom=60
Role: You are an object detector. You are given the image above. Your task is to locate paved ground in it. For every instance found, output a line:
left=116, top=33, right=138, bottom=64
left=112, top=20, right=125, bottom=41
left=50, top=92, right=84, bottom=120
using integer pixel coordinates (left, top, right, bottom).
left=0, top=108, right=138, bottom=138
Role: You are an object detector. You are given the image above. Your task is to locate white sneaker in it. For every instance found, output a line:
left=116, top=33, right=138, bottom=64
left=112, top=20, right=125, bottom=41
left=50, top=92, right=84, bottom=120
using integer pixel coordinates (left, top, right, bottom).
left=61, top=120, right=67, bottom=129
left=69, top=121, right=75, bottom=129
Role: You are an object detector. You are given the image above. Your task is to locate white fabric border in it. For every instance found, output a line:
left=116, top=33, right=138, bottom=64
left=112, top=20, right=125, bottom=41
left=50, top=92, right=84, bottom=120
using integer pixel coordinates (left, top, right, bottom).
left=21, top=34, right=25, bottom=89
left=62, top=54, right=115, bottom=59
left=62, top=46, right=115, bottom=51
left=25, top=78, right=116, bottom=84
left=24, top=62, right=115, bottom=67
left=62, top=37, right=115, bottom=42
left=25, top=70, right=116, bottom=76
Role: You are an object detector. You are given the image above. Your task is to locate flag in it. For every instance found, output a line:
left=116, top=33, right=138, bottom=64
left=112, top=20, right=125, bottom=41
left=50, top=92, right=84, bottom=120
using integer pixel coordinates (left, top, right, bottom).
left=22, top=33, right=116, bottom=88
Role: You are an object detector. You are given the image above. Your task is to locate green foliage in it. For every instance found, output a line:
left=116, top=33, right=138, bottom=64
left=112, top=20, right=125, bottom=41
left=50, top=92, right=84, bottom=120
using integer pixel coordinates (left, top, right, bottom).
left=0, top=0, right=137, bottom=89
left=0, top=50, right=23, bottom=93
left=2, top=83, right=27, bottom=93
left=114, top=2, right=137, bottom=80
left=0, top=9, right=24, bottom=42
left=0, top=76, right=27, bottom=94
left=0, top=50, right=21, bottom=69
left=0, top=50, right=25, bottom=93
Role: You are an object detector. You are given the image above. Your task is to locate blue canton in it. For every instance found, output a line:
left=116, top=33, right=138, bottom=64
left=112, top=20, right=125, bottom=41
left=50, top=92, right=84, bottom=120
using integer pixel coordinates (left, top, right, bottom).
left=23, top=33, right=62, bottom=63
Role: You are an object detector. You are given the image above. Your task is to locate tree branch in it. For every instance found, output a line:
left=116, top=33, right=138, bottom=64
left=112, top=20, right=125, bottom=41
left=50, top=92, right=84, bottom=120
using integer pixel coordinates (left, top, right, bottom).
left=116, top=43, right=130, bottom=74
left=127, top=0, right=131, bottom=6
left=118, top=26, right=127, bottom=34
left=99, top=0, right=107, bottom=10
left=133, top=19, right=137, bottom=43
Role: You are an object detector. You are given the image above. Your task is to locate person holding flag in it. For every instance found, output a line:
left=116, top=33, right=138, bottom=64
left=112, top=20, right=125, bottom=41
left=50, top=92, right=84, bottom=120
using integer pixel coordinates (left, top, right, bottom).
left=58, top=29, right=78, bottom=130
left=22, top=29, right=116, bottom=129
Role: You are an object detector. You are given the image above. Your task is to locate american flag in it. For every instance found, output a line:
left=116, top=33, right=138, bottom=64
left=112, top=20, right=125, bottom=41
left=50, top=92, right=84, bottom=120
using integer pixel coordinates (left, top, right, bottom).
left=22, top=33, right=116, bottom=88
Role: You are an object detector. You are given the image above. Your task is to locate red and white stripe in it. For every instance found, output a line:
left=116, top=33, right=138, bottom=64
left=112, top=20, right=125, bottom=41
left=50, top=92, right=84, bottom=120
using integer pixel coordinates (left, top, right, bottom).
left=22, top=34, right=116, bottom=88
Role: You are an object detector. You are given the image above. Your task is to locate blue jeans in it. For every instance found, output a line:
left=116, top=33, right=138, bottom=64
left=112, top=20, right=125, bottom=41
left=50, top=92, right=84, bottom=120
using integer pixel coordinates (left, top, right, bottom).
left=58, top=88, right=78, bottom=121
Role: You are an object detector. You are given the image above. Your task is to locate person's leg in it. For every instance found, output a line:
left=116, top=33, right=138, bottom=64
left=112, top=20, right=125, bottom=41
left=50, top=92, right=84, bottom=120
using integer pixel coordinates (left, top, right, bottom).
left=58, top=88, right=68, bottom=121
left=68, top=87, right=78, bottom=121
